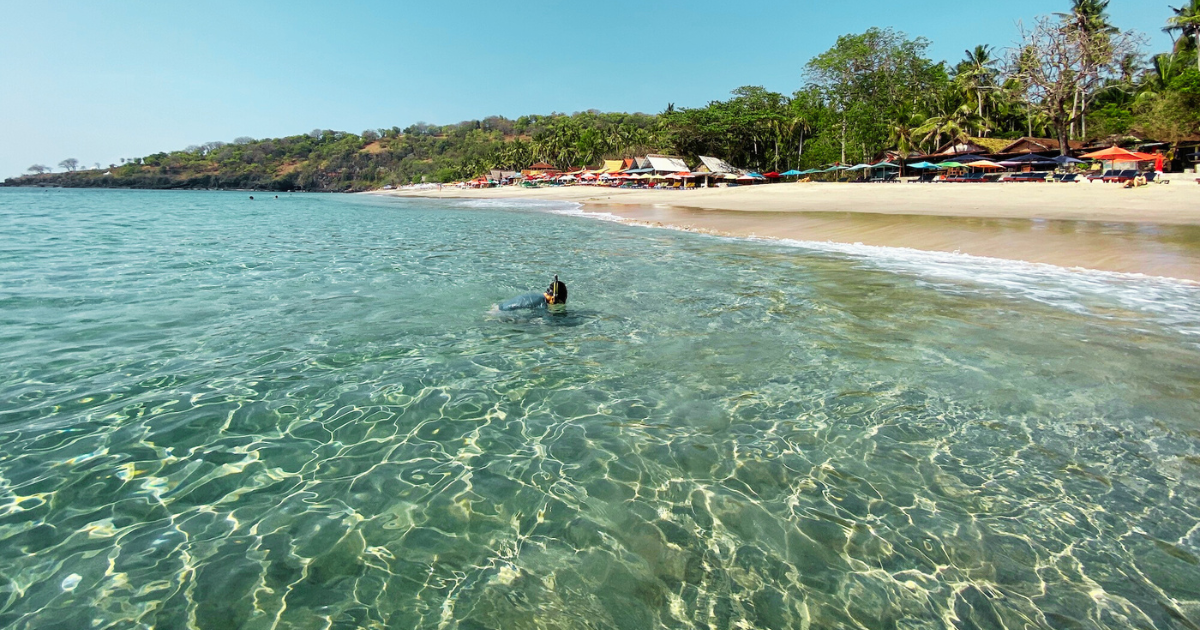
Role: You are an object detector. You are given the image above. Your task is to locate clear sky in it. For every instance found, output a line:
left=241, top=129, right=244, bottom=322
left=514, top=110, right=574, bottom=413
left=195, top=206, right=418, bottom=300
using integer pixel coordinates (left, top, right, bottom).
left=0, top=0, right=1176, bottom=178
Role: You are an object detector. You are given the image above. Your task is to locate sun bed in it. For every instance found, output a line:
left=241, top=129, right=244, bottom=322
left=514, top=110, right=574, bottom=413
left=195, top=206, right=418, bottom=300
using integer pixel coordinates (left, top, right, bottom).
left=913, top=172, right=938, bottom=183
left=1004, top=171, right=1049, bottom=182
left=1104, top=169, right=1138, bottom=183
left=1056, top=173, right=1079, bottom=183
left=1088, top=170, right=1116, bottom=182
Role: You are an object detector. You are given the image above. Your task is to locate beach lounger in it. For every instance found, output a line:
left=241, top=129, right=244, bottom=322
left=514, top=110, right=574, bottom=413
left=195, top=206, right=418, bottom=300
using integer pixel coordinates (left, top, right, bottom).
left=1057, top=173, right=1078, bottom=183
left=1088, top=170, right=1115, bottom=182
left=1105, top=170, right=1137, bottom=183
left=914, top=172, right=937, bottom=183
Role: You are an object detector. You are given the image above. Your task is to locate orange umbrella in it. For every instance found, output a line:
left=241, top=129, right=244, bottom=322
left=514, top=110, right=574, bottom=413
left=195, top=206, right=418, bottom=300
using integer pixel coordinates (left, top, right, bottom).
left=1080, top=146, right=1157, bottom=161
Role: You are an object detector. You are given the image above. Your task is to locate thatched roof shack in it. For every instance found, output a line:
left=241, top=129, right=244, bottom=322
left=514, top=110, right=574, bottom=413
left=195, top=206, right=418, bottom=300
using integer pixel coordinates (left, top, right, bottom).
left=932, top=137, right=1011, bottom=156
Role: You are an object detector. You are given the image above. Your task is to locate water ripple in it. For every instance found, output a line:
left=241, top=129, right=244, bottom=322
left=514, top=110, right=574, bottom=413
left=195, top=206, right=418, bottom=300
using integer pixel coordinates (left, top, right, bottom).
left=0, top=190, right=1198, bottom=629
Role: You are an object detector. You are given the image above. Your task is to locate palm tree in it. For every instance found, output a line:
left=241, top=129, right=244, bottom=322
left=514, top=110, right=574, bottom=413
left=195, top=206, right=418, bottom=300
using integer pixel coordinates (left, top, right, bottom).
left=1057, top=0, right=1119, bottom=139
left=1138, top=53, right=1186, bottom=101
left=916, top=106, right=989, bottom=153
left=1166, top=0, right=1200, bottom=72
left=955, top=45, right=1000, bottom=122
left=1057, top=0, right=1117, bottom=35
left=889, top=113, right=923, bottom=177
left=784, top=113, right=814, bottom=169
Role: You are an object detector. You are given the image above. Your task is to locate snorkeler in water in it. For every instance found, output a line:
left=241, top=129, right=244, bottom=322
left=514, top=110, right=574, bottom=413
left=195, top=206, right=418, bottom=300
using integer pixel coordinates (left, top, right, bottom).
left=499, top=275, right=568, bottom=311
left=545, top=275, right=567, bottom=306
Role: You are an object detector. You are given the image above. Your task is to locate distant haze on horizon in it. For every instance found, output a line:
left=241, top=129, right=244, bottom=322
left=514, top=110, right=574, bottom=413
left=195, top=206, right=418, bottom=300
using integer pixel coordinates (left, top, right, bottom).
left=0, top=0, right=1175, bottom=178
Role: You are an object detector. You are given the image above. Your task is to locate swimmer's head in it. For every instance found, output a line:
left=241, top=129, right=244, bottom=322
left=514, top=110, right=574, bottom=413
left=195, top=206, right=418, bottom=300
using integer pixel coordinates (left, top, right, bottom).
left=545, top=275, right=567, bottom=305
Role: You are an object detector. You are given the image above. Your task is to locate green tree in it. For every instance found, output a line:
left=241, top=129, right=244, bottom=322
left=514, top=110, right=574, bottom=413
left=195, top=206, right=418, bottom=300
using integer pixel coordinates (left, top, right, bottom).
left=1166, top=0, right=1200, bottom=71
left=805, top=28, right=947, bottom=164
left=1008, top=15, right=1142, bottom=154
left=954, top=45, right=1000, bottom=123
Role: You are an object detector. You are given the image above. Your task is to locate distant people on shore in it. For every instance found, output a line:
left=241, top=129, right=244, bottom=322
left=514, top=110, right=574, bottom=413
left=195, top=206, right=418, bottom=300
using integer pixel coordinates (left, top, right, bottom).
left=1124, top=174, right=1148, bottom=189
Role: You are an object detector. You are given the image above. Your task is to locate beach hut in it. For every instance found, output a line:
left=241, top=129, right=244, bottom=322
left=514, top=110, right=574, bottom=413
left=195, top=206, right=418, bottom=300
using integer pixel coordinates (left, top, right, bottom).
left=600, top=160, right=624, bottom=174
left=931, top=137, right=1010, bottom=158
left=697, top=156, right=742, bottom=176
left=645, top=154, right=691, bottom=175
left=997, top=137, right=1084, bottom=155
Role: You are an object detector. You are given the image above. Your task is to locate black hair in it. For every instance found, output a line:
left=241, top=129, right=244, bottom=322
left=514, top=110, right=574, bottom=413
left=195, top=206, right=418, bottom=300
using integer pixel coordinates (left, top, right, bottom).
left=547, top=275, right=567, bottom=304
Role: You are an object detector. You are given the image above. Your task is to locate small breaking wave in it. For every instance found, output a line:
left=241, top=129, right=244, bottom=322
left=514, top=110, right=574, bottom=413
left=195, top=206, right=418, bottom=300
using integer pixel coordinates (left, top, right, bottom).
left=455, top=198, right=584, bottom=213
left=554, top=204, right=1200, bottom=336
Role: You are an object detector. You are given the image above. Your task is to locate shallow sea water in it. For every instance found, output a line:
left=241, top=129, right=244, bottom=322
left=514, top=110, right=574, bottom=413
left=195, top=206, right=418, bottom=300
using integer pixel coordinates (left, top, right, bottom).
left=2, top=188, right=1200, bottom=630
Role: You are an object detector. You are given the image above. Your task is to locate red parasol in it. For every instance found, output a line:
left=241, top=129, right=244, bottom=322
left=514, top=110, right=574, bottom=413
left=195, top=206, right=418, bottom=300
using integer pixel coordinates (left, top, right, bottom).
left=1079, top=146, right=1157, bottom=161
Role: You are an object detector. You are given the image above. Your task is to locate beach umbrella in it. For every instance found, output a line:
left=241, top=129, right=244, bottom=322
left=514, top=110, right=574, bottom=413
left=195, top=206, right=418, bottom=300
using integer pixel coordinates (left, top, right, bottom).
left=1003, top=154, right=1056, bottom=164
left=779, top=169, right=804, bottom=176
left=871, top=161, right=900, bottom=169
left=1080, top=146, right=1157, bottom=161
left=907, top=162, right=939, bottom=169
left=763, top=171, right=781, bottom=179
left=935, top=161, right=965, bottom=168
left=844, top=163, right=871, bottom=171
left=1051, top=155, right=1087, bottom=165
left=819, top=166, right=849, bottom=172
left=965, top=160, right=1003, bottom=169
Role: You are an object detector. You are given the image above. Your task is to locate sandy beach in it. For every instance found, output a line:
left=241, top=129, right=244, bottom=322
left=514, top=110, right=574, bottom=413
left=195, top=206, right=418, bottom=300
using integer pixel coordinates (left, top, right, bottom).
left=373, top=182, right=1200, bottom=280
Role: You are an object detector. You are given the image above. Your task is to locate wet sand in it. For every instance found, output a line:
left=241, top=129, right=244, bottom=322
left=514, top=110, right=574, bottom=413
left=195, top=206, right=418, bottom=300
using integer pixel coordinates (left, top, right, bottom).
left=373, top=183, right=1200, bottom=280
left=594, top=205, right=1200, bottom=281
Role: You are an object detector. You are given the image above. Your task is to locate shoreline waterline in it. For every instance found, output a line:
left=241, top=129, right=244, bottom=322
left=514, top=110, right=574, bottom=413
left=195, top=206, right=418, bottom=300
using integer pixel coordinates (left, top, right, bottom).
left=370, top=186, right=1200, bottom=281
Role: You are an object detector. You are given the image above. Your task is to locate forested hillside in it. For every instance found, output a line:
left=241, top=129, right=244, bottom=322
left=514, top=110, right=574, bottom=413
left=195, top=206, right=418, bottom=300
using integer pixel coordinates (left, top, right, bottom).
left=7, top=0, right=1199, bottom=191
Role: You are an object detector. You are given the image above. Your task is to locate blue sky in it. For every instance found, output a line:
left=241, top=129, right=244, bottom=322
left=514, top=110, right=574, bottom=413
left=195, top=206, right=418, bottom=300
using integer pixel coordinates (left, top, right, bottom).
left=0, top=0, right=1176, bottom=178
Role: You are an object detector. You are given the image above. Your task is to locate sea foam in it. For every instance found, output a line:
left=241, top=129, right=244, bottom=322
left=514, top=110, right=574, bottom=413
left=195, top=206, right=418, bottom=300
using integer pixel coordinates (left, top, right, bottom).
left=539, top=200, right=1200, bottom=337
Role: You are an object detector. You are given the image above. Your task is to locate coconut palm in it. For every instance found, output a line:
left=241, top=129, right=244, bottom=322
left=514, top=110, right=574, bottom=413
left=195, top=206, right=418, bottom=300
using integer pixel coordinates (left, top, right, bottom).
left=916, top=106, right=989, bottom=152
left=1057, top=0, right=1118, bottom=36
left=954, top=45, right=1000, bottom=122
left=1138, top=53, right=1187, bottom=101
left=1165, top=0, right=1200, bottom=71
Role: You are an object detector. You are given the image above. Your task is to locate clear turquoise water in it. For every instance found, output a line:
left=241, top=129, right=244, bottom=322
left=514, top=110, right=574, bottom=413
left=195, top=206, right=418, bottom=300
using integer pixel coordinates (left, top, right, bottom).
left=3, top=188, right=1200, bottom=630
